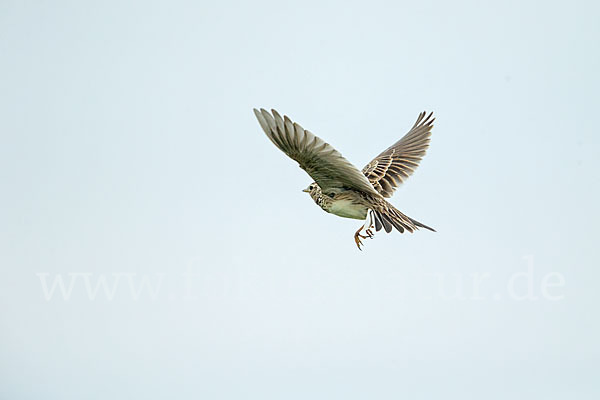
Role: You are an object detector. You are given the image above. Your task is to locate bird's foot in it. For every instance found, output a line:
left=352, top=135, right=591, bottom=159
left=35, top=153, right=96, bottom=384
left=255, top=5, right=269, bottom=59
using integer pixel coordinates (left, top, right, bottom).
left=354, top=232, right=364, bottom=250
left=354, top=225, right=374, bottom=250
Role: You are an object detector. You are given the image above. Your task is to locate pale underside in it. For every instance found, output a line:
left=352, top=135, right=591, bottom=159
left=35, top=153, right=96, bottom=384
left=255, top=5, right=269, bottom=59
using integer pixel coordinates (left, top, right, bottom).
left=328, top=198, right=368, bottom=220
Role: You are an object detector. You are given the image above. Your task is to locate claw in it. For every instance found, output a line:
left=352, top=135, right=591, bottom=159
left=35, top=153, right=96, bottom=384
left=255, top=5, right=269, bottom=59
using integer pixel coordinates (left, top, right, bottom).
left=354, top=213, right=377, bottom=250
left=354, top=232, right=363, bottom=250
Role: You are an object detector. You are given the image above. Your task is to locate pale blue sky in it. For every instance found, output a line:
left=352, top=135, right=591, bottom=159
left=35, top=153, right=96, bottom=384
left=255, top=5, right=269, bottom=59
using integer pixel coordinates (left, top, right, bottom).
left=1, top=0, right=599, bottom=399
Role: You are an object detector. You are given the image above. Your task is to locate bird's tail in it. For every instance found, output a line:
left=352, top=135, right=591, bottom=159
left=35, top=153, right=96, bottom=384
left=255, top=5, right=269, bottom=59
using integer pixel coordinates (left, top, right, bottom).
left=371, top=203, right=435, bottom=234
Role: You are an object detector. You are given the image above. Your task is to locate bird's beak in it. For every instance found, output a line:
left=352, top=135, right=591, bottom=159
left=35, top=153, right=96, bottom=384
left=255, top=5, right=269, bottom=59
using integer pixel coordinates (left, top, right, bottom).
left=302, top=188, right=310, bottom=193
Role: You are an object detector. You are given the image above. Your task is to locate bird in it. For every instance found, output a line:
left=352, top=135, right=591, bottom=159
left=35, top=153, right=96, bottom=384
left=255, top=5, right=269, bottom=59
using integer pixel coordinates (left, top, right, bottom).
left=253, top=108, right=435, bottom=250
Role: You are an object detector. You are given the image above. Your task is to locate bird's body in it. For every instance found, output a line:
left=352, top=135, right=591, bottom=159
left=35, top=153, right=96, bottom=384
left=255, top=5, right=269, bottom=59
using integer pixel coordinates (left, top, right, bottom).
left=327, top=194, right=368, bottom=220
left=253, top=108, right=435, bottom=249
left=305, top=185, right=368, bottom=220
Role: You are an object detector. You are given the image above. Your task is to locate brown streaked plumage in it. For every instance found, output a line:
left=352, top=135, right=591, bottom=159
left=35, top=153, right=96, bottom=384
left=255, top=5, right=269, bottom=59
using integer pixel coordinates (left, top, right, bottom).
left=362, top=111, right=434, bottom=198
left=253, top=108, right=435, bottom=250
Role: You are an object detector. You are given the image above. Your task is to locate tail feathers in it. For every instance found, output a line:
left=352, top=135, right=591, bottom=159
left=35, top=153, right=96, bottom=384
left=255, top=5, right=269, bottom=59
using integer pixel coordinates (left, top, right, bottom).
left=372, top=212, right=393, bottom=233
left=409, top=216, right=436, bottom=232
left=381, top=214, right=394, bottom=233
left=372, top=207, right=435, bottom=234
left=373, top=212, right=383, bottom=231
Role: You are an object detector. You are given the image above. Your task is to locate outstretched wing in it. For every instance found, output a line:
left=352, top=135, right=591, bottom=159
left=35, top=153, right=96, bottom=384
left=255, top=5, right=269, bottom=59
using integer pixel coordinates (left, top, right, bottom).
left=362, top=111, right=434, bottom=198
left=254, top=108, right=379, bottom=196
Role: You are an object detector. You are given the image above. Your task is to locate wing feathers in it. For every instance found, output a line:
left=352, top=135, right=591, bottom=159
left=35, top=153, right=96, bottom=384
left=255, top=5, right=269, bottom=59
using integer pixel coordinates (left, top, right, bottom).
left=362, top=111, right=435, bottom=198
left=254, top=108, right=379, bottom=195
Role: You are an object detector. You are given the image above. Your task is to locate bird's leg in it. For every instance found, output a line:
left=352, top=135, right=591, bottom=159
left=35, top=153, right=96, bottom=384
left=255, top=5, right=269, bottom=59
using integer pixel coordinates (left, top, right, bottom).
left=365, top=210, right=375, bottom=238
left=354, top=226, right=365, bottom=250
left=354, top=212, right=377, bottom=250
left=356, top=226, right=372, bottom=239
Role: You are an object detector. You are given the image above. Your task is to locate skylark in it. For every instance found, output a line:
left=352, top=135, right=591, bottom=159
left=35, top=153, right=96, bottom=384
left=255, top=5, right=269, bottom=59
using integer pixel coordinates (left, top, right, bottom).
left=253, top=108, right=435, bottom=250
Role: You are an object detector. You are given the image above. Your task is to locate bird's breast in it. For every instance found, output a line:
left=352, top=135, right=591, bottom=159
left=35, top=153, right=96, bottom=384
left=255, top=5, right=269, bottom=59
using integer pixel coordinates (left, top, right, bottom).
left=326, top=198, right=368, bottom=220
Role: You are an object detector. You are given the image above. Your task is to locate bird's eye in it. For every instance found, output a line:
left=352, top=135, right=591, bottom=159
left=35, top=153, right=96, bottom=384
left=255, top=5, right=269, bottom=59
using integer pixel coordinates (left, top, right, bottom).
left=309, top=185, right=314, bottom=190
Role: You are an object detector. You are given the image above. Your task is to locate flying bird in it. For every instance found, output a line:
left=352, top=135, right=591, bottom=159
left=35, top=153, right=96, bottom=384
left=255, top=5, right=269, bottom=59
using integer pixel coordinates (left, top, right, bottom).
left=253, top=108, right=435, bottom=250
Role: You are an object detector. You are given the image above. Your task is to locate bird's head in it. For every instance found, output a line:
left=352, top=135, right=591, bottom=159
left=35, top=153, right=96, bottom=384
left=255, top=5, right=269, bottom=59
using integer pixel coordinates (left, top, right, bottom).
left=302, top=182, right=322, bottom=201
